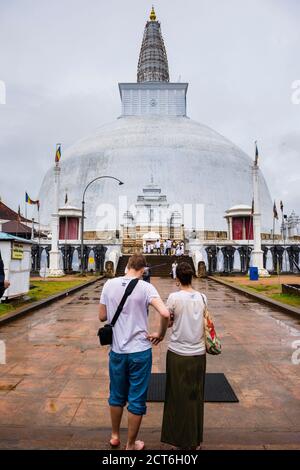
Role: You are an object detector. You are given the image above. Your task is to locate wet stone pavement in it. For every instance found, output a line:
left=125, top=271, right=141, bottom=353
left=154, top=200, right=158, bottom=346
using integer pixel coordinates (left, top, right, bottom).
left=0, top=277, right=299, bottom=450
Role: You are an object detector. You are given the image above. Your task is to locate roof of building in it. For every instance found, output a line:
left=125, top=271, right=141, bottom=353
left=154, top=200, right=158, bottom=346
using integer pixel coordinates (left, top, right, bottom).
left=2, top=220, right=32, bottom=234
left=0, top=201, right=31, bottom=223
left=0, top=232, right=33, bottom=244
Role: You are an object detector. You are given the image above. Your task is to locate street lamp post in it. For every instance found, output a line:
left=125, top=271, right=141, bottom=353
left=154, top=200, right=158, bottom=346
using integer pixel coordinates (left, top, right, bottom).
left=80, top=176, right=124, bottom=274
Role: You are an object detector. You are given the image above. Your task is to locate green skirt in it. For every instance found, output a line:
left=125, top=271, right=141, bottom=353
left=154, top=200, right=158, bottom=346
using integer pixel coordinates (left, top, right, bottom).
left=161, top=350, right=206, bottom=448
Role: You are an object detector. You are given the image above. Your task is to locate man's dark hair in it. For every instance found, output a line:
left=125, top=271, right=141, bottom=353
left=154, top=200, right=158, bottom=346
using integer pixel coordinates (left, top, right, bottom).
left=127, top=254, right=147, bottom=271
left=176, top=262, right=193, bottom=286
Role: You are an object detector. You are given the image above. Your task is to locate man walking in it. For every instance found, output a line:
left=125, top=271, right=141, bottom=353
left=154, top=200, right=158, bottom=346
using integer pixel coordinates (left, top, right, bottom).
left=99, top=254, right=169, bottom=450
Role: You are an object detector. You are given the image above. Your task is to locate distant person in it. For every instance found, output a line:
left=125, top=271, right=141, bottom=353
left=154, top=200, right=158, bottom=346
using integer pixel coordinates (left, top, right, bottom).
left=99, top=254, right=170, bottom=451
left=155, top=239, right=161, bottom=255
left=163, top=240, right=167, bottom=256
left=0, top=250, right=10, bottom=298
left=147, top=244, right=151, bottom=254
left=161, top=262, right=207, bottom=450
left=175, top=244, right=181, bottom=257
left=180, top=241, right=185, bottom=256
left=160, top=240, right=164, bottom=255
left=171, top=241, right=177, bottom=256
left=166, top=238, right=172, bottom=256
left=171, top=261, right=178, bottom=280
left=142, top=265, right=151, bottom=283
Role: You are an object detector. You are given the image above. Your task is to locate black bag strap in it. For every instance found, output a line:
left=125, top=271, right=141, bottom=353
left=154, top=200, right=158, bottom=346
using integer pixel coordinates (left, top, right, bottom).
left=110, top=278, right=139, bottom=327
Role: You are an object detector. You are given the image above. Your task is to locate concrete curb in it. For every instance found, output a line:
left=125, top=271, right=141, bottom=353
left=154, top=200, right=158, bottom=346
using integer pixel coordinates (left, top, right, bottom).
left=0, top=276, right=105, bottom=326
left=208, top=276, right=300, bottom=318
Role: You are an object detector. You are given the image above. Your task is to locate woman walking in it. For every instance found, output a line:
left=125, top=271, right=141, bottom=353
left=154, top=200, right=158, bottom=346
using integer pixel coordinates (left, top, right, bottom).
left=161, top=262, right=206, bottom=449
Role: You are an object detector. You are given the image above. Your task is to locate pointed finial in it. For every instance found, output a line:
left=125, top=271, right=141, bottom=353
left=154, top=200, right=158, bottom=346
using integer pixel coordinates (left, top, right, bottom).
left=150, top=6, right=156, bottom=21
left=254, top=140, right=259, bottom=166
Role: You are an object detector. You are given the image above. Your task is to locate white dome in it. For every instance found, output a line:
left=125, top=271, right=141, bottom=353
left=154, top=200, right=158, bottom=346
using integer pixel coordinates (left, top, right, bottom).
left=39, top=115, right=273, bottom=233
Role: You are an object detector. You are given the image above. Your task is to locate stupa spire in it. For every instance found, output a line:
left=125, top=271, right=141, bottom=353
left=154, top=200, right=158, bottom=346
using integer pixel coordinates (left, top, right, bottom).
left=137, top=8, right=169, bottom=83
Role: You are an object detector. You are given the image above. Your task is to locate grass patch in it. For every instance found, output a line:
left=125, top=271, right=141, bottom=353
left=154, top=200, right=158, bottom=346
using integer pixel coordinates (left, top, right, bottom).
left=215, top=276, right=300, bottom=309
left=227, top=282, right=300, bottom=308
left=0, top=303, right=15, bottom=316
left=28, top=280, right=86, bottom=302
left=0, top=278, right=95, bottom=318
left=270, top=293, right=300, bottom=308
left=239, top=284, right=281, bottom=294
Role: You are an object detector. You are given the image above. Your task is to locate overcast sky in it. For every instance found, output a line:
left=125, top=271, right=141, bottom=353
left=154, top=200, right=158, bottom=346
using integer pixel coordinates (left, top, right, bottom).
left=0, top=0, right=299, bottom=219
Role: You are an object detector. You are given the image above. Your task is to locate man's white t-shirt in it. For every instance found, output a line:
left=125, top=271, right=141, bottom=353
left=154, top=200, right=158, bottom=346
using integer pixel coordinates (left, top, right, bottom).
left=167, top=290, right=206, bottom=356
left=100, top=276, right=160, bottom=354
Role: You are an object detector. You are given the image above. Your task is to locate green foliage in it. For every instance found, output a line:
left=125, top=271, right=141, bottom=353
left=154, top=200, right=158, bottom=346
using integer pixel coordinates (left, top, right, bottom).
left=270, top=293, right=300, bottom=308
left=28, top=280, right=85, bottom=302
left=238, top=283, right=300, bottom=308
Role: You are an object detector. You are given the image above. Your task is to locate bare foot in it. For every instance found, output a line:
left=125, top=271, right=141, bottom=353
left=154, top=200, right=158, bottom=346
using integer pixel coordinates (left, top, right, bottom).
left=110, top=435, right=120, bottom=447
left=126, top=440, right=145, bottom=450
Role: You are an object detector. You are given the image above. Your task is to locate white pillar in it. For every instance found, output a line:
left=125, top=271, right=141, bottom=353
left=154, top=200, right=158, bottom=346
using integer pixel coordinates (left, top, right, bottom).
left=49, top=165, right=65, bottom=276
left=252, top=164, right=269, bottom=277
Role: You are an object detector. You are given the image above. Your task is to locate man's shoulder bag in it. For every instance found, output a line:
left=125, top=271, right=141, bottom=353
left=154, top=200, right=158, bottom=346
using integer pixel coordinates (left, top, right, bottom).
left=97, top=278, right=139, bottom=346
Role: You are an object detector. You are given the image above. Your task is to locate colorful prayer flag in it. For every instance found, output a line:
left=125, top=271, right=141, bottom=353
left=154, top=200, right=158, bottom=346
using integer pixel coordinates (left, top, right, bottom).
left=280, top=200, right=283, bottom=212
left=273, top=201, right=278, bottom=220
left=25, top=192, right=40, bottom=210
left=55, top=145, right=61, bottom=163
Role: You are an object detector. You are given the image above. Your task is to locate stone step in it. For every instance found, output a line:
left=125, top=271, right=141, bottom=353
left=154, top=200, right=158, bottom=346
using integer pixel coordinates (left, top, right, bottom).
left=116, top=255, right=195, bottom=277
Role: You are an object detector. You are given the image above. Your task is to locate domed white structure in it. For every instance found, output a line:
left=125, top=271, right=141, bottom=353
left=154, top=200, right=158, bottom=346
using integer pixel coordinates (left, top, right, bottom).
left=39, top=8, right=273, bottom=241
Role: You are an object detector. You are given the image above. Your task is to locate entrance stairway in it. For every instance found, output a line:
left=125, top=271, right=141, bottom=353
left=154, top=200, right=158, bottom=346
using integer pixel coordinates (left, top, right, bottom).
left=116, top=255, right=195, bottom=277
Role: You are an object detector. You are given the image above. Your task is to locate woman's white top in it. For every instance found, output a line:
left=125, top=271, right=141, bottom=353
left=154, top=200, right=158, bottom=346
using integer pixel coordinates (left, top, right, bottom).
left=167, top=290, right=207, bottom=356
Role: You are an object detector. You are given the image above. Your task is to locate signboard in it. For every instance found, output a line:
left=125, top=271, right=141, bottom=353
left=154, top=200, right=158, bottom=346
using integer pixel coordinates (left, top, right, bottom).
left=12, top=242, right=24, bottom=260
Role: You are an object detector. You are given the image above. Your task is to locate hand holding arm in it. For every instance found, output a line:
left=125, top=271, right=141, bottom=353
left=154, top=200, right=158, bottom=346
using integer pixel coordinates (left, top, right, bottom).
left=147, top=297, right=170, bottom=345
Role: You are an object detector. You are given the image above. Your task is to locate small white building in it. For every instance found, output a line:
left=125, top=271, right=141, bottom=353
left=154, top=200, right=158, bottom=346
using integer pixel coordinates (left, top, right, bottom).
left=0, top=233, right=33, bottom=300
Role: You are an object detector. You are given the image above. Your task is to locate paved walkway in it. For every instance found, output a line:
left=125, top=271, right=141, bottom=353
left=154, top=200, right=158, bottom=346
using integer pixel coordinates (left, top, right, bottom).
left=0, top=277, right=299, bottom=449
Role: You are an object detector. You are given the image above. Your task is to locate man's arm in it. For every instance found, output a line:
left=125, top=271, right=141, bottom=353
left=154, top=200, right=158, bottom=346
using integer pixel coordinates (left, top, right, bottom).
left=99, top=303, right=107, bottom=322
left=147, top=297, right=170, bottom=345
left=150, top=297, right=170, bottom=318
left=99, top=281, right=109, bottom=322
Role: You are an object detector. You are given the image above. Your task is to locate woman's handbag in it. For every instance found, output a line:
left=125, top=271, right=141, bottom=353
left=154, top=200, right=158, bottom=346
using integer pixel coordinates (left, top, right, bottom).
left=201, top=294, right=221, bottom=355
left=97, top=278, right=139, bottom=346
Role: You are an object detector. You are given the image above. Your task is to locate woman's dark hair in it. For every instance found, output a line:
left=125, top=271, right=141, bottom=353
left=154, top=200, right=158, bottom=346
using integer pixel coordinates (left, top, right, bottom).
left=176, top=262, right=193, bottom=286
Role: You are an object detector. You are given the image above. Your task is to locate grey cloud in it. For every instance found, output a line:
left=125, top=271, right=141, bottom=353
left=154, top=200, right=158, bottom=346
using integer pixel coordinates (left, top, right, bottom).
left=0, top=0, right=299, bottom=218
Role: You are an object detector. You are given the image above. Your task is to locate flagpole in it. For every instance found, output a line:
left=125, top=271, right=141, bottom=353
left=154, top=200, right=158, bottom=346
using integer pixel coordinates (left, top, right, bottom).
left=49, top=143, right=64, bottom=276
left=280, top=201, right=284, bottom=242
left=38, top=205, right=40, bottom=248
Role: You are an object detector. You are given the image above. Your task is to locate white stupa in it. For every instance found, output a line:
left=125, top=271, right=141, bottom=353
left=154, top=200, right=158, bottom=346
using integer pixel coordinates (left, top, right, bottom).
left=38, top=7, right=273, bottom=240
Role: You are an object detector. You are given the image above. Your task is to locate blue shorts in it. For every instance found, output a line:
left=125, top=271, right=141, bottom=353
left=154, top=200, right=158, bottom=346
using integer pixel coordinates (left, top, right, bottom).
left=108, top=348, right=152, bottom=416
